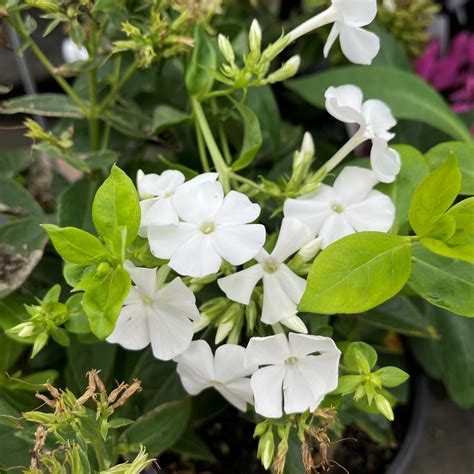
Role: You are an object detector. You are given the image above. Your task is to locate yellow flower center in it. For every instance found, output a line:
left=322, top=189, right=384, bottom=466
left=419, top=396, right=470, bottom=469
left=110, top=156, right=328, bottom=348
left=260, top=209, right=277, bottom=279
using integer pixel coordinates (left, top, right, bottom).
left=200, top=221, right=216, bottom=235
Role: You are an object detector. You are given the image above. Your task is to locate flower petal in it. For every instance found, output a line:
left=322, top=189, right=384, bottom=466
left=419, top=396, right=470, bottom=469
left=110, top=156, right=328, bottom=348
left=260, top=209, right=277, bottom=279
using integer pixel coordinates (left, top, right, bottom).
left=148, top=306, right=194, bottom=360
left=214, top=190, right=261, bottom=225
left=212, top=224, right=266, bottom=266
left=324, top=84, right=364, bottom=123
left=245, top=333, right=291, bottom=367
left=251, top=365, right=286, bottom=418
left=338, top=25, right=380, bottom=65
left=141, top=197, right=179, bottom=227
left=288, top=333, right=341, bottom=358
left=182, top=172, right=218, bottom=188
left=280, top=315, right=308, bottom=334
left=283, top=365, right=321, bottom=414
left=217, top=378, right=254, bottom=411
left=215, top=344, right=256, bottom=383
left=261, top=273, right=299, bottom=324
left=362, top=100, right=396, bottom=140
left=148, top=223, right=199, bottom=259
left=169, top=233, right=222, bottom=277
left=106, top=304, right=150, bottom=350
left=173, top=181, right=224, bottom=223
left=283, top=185, right=334, bottom=234
left=298, top=353, right=341, bottom=396
left=319, top=213, right=355, bottom=248
left=370, top=138, right=401, bottom=183
left=345, top=190, right=395, bottom=232
left=138, top=170, right=185, bottom=198
left=333, top=0, right=377, bottom=27
left=127, top=265, right=157, bottom=299
left=175, top=340, right=215, bottom=394
left=332, top=166, right=378, bottom=205
left=271, top=218, right=314, bottom=263
left=323, top=23, right=340, bottom=58
left=274, top=264, right=307, bottom=304
left=154, top=277, right=200, bottom=321
left=217, top=264, right=264, bottom=305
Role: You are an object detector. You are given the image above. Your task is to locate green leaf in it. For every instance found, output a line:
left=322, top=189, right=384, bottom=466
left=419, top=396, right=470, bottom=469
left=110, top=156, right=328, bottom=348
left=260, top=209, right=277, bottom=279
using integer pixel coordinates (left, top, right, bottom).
left=0, top=335, right=24, bottom=373
left=42, top=224, right=107, bottom=265
left=186, top=24, right=215, bottom=98
left=409, top=154, right=462, bottom=236
left=65, top=294, right=90, bottom=334
left=369, top=23, right=411, bottom=70
left=121, top=398, right=191, bottom=456
left=229, top=98, right=263, bottom=171
left=172, top=429, right=217, bottom=462
left=422, top=198, right=474, bottom=263
left=92, top=165, right=140, bottom=249
left=425, top=141, right=474, bottom=195
left=375, top=367, right=409, bottom=387
left=0, top=94, right=84, bottom=118
left=286, top=66, right=472, bottom=142
left=0, top=149, right=33, bottom=177
left=82, top=266, right=131, bottom=339
left=344, top=342, right=378, bottom=373
left=152, top=105, right=190, bottom=133
left=59, top=178, right=98, bottom=234
left=85, top=150, right=117, bottom=171
left=0, top=177, right=44, bottom=216
left=63, top=263, right=91, bottom=288
left=332, top=375, right=363, bottom=394
left=300, top=233, right=412, bottom=314
left=409, top=244, right=474, bottom=317
left=409, top=304, right=474, bottom=409
left=378, top=145, right=429, bottom=234
left=362, top=296, right=437, bottom=338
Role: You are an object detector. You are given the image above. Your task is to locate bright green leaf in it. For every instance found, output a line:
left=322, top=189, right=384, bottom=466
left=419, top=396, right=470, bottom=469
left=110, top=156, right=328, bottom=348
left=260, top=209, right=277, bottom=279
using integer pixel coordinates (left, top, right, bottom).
left=300, top=232, right=412, bottom=314
left=409, top=154, right=461, bottom=236
left=344, top=342, right=378, bottom=373
left=92, top=165, right=140, bottom=249
left=375, top=367, right=409, bottom=387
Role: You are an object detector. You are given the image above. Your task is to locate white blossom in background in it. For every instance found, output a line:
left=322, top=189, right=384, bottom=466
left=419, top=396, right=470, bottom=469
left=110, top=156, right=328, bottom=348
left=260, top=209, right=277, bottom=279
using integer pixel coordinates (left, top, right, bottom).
left=61, top=38, right=89, bottom=63
left=284, top=166, right=395, bottom=248
left=147, top=180, right=266, bottom=278
left=137, top=170, right=217, bottom=236
left=175, top=340, right=257, bottom=411
left=245, top=333, right=341, bottom=418
left=218, top=218, right=312, bottom=331
left=287, top=0, right=380, bottom=65
left=107, top=263, right=199, bottom=360
left=324, top=84, right=401, bottom=182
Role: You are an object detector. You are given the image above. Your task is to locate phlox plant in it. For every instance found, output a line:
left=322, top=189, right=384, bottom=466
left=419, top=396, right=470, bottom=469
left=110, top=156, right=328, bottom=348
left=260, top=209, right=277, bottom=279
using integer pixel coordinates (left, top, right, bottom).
left=0, top=0, right=473, bottom=472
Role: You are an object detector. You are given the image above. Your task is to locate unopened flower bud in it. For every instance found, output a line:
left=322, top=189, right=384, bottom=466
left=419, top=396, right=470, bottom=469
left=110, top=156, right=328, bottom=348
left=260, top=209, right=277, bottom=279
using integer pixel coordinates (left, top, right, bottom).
left=200, top=297, right=230, bottom=322
left=374, top=393, right=394, bottom=421
left=245, top=300, right=258, bottom=334
left=260, top=34, right=291, bottom=64
left=254, top=421, right=268, bottom=437
left=193, top=314, right=210, bottom=333
left=280, top=315, right=308, bottom=334
left=18, top=322, right=35, bottom=338
left=297, top=237, right=322, bottom=262
left=257, top=430, right=275, bottom=470
left=249, top=19, right=262, bottom=53
left=215, top=319, right=234, bottom=344
left=266, top=55, right=300, bottom=84
left=218, top=34, right=235, bottom=64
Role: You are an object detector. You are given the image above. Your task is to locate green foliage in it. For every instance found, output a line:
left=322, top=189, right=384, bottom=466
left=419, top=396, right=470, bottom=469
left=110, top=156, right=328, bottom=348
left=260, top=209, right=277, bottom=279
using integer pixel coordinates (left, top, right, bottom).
left=286, top=66, right=472, bottom=142
left=300, top=233, right=412, bottom=314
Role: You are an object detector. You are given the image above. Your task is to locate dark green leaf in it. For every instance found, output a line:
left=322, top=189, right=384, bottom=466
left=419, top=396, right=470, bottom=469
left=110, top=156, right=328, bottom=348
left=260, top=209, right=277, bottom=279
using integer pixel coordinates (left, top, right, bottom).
left=152, top=105, right=190, bottom=134
left=172, top=429, right=216, bottom=462
left=0, top=94, right=84, bottom=118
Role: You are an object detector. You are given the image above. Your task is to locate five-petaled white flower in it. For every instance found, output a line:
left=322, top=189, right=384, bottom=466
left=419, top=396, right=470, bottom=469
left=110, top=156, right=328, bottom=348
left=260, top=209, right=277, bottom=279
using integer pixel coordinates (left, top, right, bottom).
left=137, top=170, right=217, bottom=235
left=107, top=263, right=199, bottom=361
left=287, top=0, right=379, bottom=65
left=175, top=340, right=257, bottom=411
left=62, top=38, right=89, bottom=63
left=325, top=84, right=401, bottom=183
left=147, top=180, right=266, bottom=278
left=244, top=333, right=341, bottom=418
left=284, top=166, right=395, bottom=248
left=218, top=218, right=312, bottom=330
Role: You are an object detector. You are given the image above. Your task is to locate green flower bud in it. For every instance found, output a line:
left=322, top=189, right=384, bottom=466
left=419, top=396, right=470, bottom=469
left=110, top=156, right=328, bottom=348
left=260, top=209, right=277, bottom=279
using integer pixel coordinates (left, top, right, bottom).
left=249, top=19, right=262, bottom=53
left=254, top=421, right=268, bottom=437
left=18, top=322, right=35, bottom=338
left=374, top=393, right=394, bottom=421
left=215, top=319, right=234, bottom=344
left=96, top=262, right=111, bottom=276
left=296, top=237, right=322, bottom=263
left=257, top=430, right=275, bottom=470
left=260, top=34, right=291, bottom=64
left=31, top=332, right=49, bottom=358
left=266, top=55, right=301, bottom=84
left=218, top=34, right=235, bottom=64
left=193, top=314, right=211, bottom=333
left=280, top=315, right=307, bottom=333
left=245, top=300, right=258, bottom=334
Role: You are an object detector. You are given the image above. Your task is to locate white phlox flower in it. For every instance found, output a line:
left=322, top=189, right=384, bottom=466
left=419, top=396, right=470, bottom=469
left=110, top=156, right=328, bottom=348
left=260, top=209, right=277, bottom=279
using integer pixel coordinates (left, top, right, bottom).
left=217, top=218, right=313, bottom=330
left=284, top=166, right=395, bottom=248
left=175, top=340, right=257, bottom=411
left=325, top=84, right=401, bottom=183
left=61, top=38, right=89, bottom=63
left=287, top=0, right=380, bottom=65
left=106, top=263, right=199, bottom=361
left=137, top=170, right=218, bottom=235
left=147, top=180, right=266, bottom=278
left=244, top=333, right=341, bottom=418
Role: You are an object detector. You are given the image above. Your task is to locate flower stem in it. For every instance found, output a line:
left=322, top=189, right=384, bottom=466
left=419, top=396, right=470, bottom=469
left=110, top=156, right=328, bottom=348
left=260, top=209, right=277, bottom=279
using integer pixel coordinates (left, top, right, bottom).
left=9, top=13, right=89, bottom=115
left=195, top=120, right=210, bottom=172
left=322, top=130, right=367, bottom=175
left=192, top=97, right=230, bottom=192
left=287, top=6, right=337, bottom=42
left=229, top=172, right=277, bottom=197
